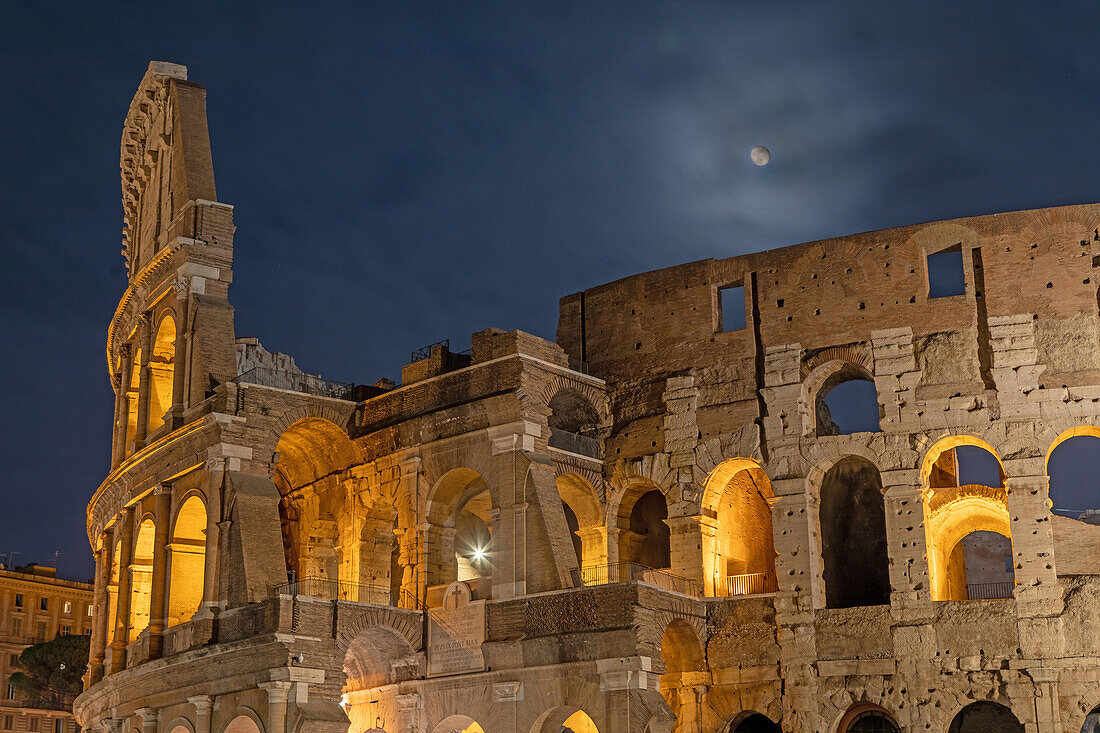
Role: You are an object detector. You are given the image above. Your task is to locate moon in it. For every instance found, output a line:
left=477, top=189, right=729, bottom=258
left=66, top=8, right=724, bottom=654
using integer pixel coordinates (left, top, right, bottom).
left=750, top=145, right=771, bottom=166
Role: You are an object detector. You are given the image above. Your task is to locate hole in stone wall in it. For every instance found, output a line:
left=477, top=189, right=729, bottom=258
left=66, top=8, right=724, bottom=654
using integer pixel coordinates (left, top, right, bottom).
left=928, top=245, right=966, bottom=298
left=955, top=445, right=1003, bottom=487
left=820, top=457, right=891, bottom=608
left=719, top=285, right=746, bottom=331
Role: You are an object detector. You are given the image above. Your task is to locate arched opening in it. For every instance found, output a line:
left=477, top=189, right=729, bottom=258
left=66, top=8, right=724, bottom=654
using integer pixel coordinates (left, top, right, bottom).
left=167, top=495, right=207, bottom=626
left=547, top=389, right=601, bottom=457
left=703, top=460, right=777, bottom=597
left=923, top=438, right=1013, bottom=601
left=531, top=708, right=600, bottom=733
left=430, top=717, right=484, bottom=733
left=814, top=363, right=880, bottom=436
left=820, top=456, right=890, bottom=608
left=1048, top=430, right=1100, bottom=516
left=947, top=701, right=1023, bottom=733
left=624, top=489, right=670, bottom=571
left=125, top=346, right=141, bottom=457
left=1081, top=704, right=1100, bottom=733
left=659, top=620, right=706, bottom=733
left=128, top=517, right=156, bottom=638
left=837, top=704, right=899, bottom=733
left=343, top=625, right=419, bottom=694
left=223, top=714, right=263, bottom=733
left=556, top=473, right=604, bottom=575
left=426, top=469, right=493, bottom=588
left=147, top=315, right=176, bottom=435
left=729, top=713, right=781, bottom=733
left=273, top=417, right=360, bottom=581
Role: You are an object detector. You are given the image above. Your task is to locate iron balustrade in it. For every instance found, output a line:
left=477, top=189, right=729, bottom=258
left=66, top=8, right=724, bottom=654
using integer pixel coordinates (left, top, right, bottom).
left=580, top=562, right=702, bottom=597
left=548, top=428, right=602, bottom=459
left=233, top=367, right=354, bottom=401
left=725, top=571, right=779, bottom=597
left=275, top=576, right=423, bottom=609
left=411, top=339, right=449, bottom=362
left=966, top=581, right=1015, bottom=600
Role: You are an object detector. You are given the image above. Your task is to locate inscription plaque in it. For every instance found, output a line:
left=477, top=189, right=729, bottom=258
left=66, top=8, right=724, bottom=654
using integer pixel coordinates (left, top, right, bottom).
left=427, top=581, right=486, bottom=677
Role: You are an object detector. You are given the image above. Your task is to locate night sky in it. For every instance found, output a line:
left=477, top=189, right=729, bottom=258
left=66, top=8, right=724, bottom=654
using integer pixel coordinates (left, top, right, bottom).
left=3, top=2, right=1100, bottom=581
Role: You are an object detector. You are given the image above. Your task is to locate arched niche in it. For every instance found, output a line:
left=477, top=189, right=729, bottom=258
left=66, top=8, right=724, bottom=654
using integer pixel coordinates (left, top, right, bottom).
left=947, top=701, right=1023, bottom=733
left=819, top=456, right=890, bottom=608
left=147, top=313, right=176, bottom=434
left=617, top=485, right=670, bottom=572
left=343, top=625, right=420, bottom=694
left=426, top=468, right=493, bottom=588
left=129, top=516, right=156, bottom=637
left=702, top=459, right=777, bottom=597
left=556, top=472, right=604, bottom=573
left=167, top=494, right=207, bottom=625
left=659, top=620, right=706, bottom=733
left=430, top=716, right=484, bottom=733
left=531, top=707, right=600, bottom=733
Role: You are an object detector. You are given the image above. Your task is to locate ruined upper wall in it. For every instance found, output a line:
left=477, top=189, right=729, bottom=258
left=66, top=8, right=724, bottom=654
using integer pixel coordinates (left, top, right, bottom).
left=559, top=204, right=1100, bottom=403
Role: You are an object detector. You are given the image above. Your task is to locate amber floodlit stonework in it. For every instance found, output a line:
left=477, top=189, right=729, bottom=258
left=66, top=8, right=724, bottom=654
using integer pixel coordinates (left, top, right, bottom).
left=75, top=61, right=1100, bottom=733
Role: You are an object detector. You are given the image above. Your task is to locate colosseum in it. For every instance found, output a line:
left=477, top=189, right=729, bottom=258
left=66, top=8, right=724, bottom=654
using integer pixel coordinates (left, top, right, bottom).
left=74, top=61, right=1100, bottom=733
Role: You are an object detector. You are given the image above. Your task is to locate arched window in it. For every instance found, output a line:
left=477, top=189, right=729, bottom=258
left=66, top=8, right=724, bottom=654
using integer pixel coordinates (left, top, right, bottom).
left=820, top=457, right=890, bottom=608
left=532, top=708, right=600, bottom=733
left=1081, top=704, right=1100, bottom=733
left=838, top=705, right=900, bottom=733
left=704, top=461, right=777, bottom=597
left=815, top=364, right=880, bottom=436
left=547, top=389, right=602, bottom=458
left=430, top=717, right=484, bottom=733
left=223, top=715, right=263, bottom=733
left=425, top=469, right=493, bottom=588
left=948, top=701, right=1023, bottom=733
left=1048, top=433, right=1100, bottom=516
left=125, top=347, right=141, bottom=456
left=129, top=517, right=156, bottom=637
left=167, top=495, right=206, bottom=626
left=626, top=490, right=670, bottom=570
left=923, top=439, right=1013, bottom=601
left=556, top=473, right=603, bottom=576
left=147, top=315, right=176, bottom=435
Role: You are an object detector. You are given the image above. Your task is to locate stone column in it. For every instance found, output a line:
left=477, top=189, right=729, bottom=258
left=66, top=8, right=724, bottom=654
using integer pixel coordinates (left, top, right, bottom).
left=169, top=277, right=190, bottom=426
left=135, top=314, right=153, bottom=449
left=135, top=707, right=158, bottom=733
left=491, top=682, right=523, bottom=732
left=188, top=696, right=213, bottom=733
left=200, top=472, right=222, bottom=612
left=597, top=657, right=660, bottom=733
left=109, top=507, right=136, bottom=671
left=113, top=344, right=133, bottom=466
left=880, top=477, right=930, bottom=609
left=1027, top=667, right=1062, bottom=733
left=109, top=372, right=124, bottom=469
left=260, top=681, right=292, bottom=733
left=665, top=514, right=713, bottom=596
left=87, top=538, right=110, bottom=685
left=148, top=486, right=172, bottom=657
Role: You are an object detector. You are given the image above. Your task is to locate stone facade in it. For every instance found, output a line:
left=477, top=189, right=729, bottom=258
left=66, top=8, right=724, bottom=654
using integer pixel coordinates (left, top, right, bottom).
left=75, top=62, right=1100, bottom=733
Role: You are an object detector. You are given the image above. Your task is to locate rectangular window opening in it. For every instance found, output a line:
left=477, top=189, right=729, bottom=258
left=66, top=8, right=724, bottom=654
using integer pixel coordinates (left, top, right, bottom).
left=928, top=245, right=966, bottom=298
left=719, top=284, right=747, bottom=331
left=13, top=595, right=21, bottom=609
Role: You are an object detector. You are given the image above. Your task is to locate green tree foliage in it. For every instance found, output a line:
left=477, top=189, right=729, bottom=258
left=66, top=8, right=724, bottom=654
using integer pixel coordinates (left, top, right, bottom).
left=9, top=635, right=89, bottom=708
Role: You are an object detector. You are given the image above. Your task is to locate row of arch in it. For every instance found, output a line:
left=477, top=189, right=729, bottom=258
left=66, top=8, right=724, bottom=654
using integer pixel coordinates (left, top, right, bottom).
left=106, top=492, right=208, bottom=643
left=119, top=310, right=178, bottom=461
left=277, top=408, right=1099, bottom=608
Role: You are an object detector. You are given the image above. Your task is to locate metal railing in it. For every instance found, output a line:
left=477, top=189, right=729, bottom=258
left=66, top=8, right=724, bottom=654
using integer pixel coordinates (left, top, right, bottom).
left=580, top=562, right=703, bottom=597
left=548, top=428, right=602, bottom=459
left=275, top=576, right=422, bottom=609
left=233, top=367, right=354, bottom=401
left=411, top=339, right=449, bottom=362
left=966, top=581, right=1015, bottom=600
left=725, top=571, right=779, bottom=597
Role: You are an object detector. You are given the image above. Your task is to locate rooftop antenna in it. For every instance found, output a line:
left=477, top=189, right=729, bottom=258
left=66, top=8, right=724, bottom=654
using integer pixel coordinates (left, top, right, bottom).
left=49, top=551, right=61, bottom=568
left=2, top=551, right=20, bottom=569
